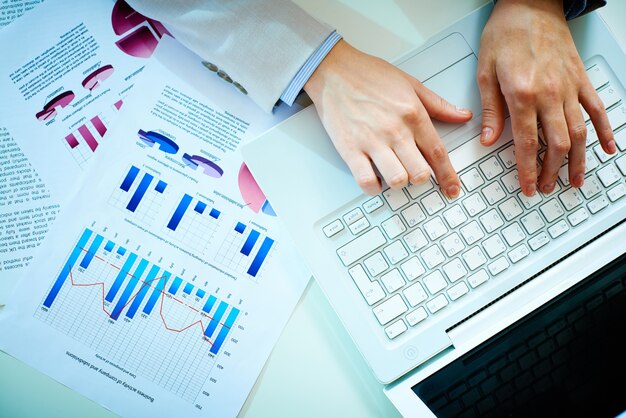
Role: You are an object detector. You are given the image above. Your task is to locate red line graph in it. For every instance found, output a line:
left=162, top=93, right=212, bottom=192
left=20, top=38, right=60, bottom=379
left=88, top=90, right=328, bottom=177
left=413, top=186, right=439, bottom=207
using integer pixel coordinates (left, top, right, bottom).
left=59, top=247, right=236, bottom=347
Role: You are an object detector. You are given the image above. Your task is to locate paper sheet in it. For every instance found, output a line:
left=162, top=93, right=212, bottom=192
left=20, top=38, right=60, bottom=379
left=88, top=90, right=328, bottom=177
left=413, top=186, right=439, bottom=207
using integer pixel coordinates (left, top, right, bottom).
left=0, top=31, right=310, bottom=417
left=0, top=0, right=170, bottom=301
left=0, top=0, right=46, bottom=301
left=0, top=0, right=43, bottom=27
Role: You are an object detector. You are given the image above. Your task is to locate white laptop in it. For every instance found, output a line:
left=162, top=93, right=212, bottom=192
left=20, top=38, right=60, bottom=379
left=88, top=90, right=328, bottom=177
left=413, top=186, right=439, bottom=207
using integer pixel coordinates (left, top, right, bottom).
left=242, top=4, right=626, bottom=417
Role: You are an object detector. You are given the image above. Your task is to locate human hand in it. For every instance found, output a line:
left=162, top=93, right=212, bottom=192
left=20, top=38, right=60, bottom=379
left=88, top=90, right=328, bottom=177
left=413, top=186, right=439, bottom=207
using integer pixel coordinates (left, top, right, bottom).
left=477, top=0, right=616, bottom=196
left=304, top=40, right=473, bottom=197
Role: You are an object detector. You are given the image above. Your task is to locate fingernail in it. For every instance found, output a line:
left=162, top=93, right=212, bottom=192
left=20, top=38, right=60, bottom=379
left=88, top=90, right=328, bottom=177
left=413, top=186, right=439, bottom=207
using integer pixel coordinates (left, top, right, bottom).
left=542, top=183, right=555, bottom=194
left=525, top=183, right=536, bottom=196
left=446, top=185, right=460, bottom=198
left=481, top=127, right=493, bottom=144
left=456, top=106, right=471, bottom=115
left=608, top=140, right=617, bottom=154
left=573, top=173, right=585, bottom=188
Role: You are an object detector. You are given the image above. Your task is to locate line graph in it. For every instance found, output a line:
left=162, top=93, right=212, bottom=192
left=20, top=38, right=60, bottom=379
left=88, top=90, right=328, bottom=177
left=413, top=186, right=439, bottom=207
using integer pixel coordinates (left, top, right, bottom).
left=35, top=228, right=243, bottom=401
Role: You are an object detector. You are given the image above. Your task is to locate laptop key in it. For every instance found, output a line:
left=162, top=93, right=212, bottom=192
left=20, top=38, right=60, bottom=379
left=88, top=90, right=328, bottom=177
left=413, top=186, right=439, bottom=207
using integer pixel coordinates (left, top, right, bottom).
left=403, top=229, right=427, bottom=253
left=488, top=257, right=510, bottom=275
left=443, top=205, right=468, bottom=228
left=373, top=294, right=408, bottom=325
left=467, top=269, right=489, bottom=288
left=616, top=155, right=626, bottom=175
left=607, top=183, right=626, bottom=202
left=421, top=191, right=446, bottom=215
left=426, top=294, right=449, bottom=314
left=462, top=193, right=488, bottom=216
left=323, top=219, right=344, bottom=237
left=406, top=307, right=428, bottom=326
left=587, top=195, right=609, bottom=214
left=381, top=269, right=405, bottom=293
left=385, top=319, right=407, bottom=339
left=579, top=176, right=602, bottom=199
left=616, top=129, right=626, bottom=152
left=423, top=270, right=447, bottom=294
left=349, top=264, right=385, bottom=305
left=403, top=281, right=428, bottom=306
left=548, top=219, right=570, bottom=239
left=442, top=258, right=467, bottom=282
left=586, top=65, right=609, bottom=89
left=607, top=103, right=626, bottom=130
left=363, top=196, right=384, bottom=213
left=597, top=165, right=621, bottom=187
left=337, top=227, right=386, bottom=266
left=364, top=252, right=389, bottom=276
left=381, top=215, right=406, bottom=239
left=406, top=179, right=434, bottom=199
left=567, top=207, right=589, bottom=227
left=401, top=203, right=426, bottom=227
left=400, top=257, right=426, bottom=281
left=529, top=232, right=550, bottom=251
left=447, top=281, right=469, bottom=301
left=508, top=244, right=530, bottom=263
left=382, top=188, right=409, bottom=211
left=598, top=85, right=621, bottom=109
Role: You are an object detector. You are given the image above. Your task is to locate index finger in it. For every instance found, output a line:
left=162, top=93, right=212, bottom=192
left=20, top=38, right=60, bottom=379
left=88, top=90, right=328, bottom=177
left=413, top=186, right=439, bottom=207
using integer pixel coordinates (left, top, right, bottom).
left=509, top=102, right=539, bottom=196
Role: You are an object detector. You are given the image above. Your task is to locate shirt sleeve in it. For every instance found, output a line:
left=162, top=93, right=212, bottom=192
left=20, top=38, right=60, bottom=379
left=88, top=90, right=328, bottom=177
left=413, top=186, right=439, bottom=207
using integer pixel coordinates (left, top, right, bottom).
left=563, top=0, right=607, bottom=19
left=126, top=0, right=336, bottom=113
left=492, top=0, right=607, bottom=20
left=279, top=31, right=343, bottom=106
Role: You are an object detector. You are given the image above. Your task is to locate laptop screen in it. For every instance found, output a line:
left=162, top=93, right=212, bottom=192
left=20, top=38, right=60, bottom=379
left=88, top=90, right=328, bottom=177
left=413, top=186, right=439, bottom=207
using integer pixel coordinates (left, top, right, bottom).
left=411, top=252, right=626, bottom=418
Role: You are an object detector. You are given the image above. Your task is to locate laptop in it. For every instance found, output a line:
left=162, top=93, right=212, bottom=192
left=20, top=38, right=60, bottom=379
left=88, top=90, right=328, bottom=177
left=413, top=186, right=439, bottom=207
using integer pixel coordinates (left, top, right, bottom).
left=241, top=4, right=626, bottom=417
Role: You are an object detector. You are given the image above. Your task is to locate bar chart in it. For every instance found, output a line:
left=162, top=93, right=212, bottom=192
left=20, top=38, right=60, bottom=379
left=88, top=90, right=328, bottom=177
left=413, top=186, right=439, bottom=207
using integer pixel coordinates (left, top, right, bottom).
left=162, top=193, right=222, bottom=252
left=109, top=165, right=168, bottom=225
left=215, top=222, right=275, bottom=279
left=36, top=227, right=243, bottom=401
left=62, top=102, right=121, bottom=169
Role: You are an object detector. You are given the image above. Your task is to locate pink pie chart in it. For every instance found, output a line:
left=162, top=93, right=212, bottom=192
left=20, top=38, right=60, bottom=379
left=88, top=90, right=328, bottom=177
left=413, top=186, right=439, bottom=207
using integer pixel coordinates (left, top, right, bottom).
left=82, top=65, right=115, bottom=91
left=238, top=163, right=276, bottom=216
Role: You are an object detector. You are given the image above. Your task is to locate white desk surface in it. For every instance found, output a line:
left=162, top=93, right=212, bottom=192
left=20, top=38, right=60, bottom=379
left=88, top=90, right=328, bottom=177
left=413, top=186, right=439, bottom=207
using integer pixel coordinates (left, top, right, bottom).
left=1, top=1, right=625, bottom=417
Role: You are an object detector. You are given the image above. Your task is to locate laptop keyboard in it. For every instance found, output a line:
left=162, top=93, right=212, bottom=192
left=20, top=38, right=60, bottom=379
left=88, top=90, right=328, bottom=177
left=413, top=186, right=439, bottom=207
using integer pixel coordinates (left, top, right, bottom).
left=321, top=63, right=626, bottom=340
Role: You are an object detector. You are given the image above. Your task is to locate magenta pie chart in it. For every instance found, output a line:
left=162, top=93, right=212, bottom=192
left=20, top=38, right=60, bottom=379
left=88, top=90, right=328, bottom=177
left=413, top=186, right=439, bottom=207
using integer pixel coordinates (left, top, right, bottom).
left=238, top=163, right=276, bottom=216
left=82, top=65, right=115, bottom=91
left=36, top=91, right=75, bottom=121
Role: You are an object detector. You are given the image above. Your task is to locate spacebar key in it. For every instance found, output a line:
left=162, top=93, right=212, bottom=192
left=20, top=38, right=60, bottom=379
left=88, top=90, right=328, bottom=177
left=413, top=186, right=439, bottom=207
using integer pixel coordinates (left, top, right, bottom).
left=337, top=227, right=386, bottom=266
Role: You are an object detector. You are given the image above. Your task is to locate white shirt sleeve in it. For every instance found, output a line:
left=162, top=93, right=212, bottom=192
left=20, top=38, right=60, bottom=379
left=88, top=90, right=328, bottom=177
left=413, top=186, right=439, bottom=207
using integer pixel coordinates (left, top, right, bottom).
left=127, top=0, right=335, bottom=112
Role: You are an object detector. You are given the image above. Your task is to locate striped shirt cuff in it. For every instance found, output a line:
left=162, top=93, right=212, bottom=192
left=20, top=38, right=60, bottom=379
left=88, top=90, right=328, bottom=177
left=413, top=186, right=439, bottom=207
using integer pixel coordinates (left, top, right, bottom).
left=279, top=31, right=343, bottom=106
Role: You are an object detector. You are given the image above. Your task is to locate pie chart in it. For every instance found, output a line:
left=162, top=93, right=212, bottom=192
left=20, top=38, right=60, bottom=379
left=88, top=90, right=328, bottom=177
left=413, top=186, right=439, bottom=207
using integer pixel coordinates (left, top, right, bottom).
left=82, top=65, right=115, bottom=91
left=35, top=91, right=75, bottom=121
left=137, top=129, right=179, bottom=154
left=182, top=154, right=224, bottom=178
left=238, top=163, right=276, bottom=216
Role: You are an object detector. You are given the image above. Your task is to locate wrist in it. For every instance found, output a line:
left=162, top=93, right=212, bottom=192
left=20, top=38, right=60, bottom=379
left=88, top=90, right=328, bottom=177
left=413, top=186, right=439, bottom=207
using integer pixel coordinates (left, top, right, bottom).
left=303, top=39, right=350, bottom=101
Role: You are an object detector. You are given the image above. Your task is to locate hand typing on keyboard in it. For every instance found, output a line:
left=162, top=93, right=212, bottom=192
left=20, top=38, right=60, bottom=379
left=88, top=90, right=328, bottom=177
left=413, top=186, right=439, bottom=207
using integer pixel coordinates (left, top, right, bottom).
left=304, top=40, right=473, bottom=198
left=477, top=0, right=616, bottom=196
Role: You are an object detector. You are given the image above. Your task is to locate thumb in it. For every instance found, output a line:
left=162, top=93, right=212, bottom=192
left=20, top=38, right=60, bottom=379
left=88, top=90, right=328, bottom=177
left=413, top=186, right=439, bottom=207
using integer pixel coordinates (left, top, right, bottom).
left=477, top=69, right=506, bottom=146
left=410, top=78, right=473, bottom=123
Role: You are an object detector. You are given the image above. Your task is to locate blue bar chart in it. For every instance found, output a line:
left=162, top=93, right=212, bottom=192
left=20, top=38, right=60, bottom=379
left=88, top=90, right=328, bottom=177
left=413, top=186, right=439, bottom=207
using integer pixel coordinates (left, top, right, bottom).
left=215, top=222, right=275, bottom=279
left=40, top=228, right=242, bottom=357
left=109, top=165, right=167, bottom=225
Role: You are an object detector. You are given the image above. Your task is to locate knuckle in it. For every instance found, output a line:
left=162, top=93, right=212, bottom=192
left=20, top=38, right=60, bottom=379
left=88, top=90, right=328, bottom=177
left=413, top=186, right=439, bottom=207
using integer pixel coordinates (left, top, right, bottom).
left=552, top=138, right=571, bottom=155
left=516, top=137, right=538, bottom=152
left=429, top=143, right=448, bottom=163
left=476, top=69, right=492, bottom=88
left=511, top=81, right=537, bottom=104
left=569, top=123, right=587, bottom=143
